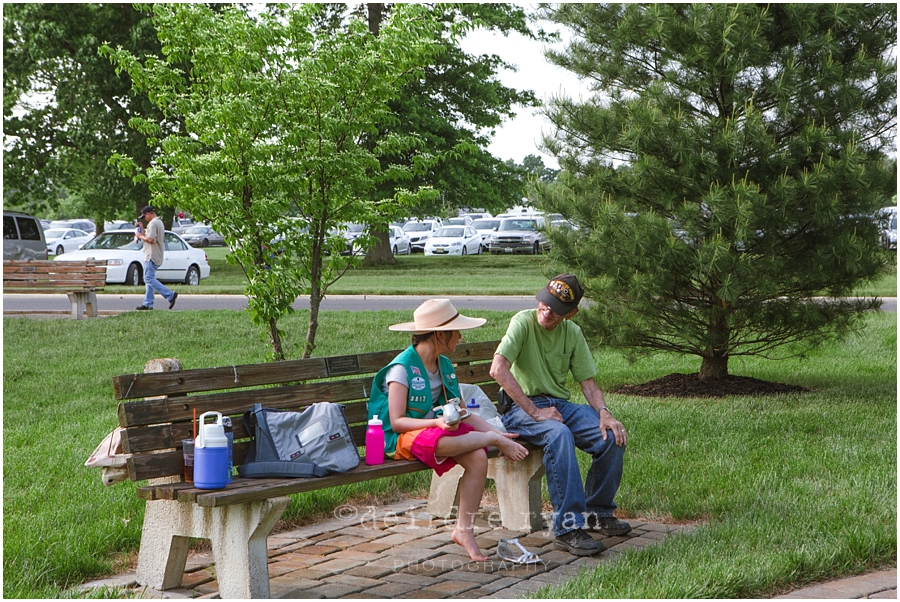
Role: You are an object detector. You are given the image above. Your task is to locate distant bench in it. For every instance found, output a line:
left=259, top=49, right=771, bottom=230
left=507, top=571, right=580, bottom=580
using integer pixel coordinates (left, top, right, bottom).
left=111, top=341, right=545, bottom=598
left=3, top=259, right=107, bottom=319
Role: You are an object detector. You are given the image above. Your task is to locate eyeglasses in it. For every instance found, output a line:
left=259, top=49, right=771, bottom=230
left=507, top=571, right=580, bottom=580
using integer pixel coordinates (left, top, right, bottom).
left=538, top=301, right=565, bottom=319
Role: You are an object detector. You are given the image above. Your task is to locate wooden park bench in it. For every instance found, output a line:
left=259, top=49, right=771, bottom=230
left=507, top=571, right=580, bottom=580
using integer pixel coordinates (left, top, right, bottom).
left=113, top=340, right=545, bottom=598
left=3, top=259, right=107, bottom=319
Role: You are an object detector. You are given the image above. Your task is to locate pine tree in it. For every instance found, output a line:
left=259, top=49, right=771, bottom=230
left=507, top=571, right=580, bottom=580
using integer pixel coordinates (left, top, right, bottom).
left=536, top=4, right=896, bottom=380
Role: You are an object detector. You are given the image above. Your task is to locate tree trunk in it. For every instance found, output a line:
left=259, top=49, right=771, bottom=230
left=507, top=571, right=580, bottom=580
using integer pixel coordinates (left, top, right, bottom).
left=699, top=355, right=728, bottom=381
left=367, top=3, right=382, bottom=35
left=362, top=227, right=396, bottom=266
left=700, top=305, right=730, bottom=381
left=360, top=5, right=394, bottom=269
left=268, top=317, right=284, bottom=361
left=304, top=284, right=322, bottom=360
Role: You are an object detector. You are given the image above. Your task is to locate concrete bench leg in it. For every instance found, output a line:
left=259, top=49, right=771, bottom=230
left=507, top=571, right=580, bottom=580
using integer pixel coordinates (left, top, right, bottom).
left=427, top=450, right=545, bottom=532
left=427, top=464, right=463, bottom=519
left=489, top=451, right=545, bottom=532
left=136, top=496, right=290, bottom=598
left=66, top=291, right=98, bottom=318
left=67, top=291, right=87, bottom=319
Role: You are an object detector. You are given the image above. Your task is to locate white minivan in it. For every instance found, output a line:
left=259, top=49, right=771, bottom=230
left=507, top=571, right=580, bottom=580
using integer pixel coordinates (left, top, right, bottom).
left=4, top=211, right=48, bottom=260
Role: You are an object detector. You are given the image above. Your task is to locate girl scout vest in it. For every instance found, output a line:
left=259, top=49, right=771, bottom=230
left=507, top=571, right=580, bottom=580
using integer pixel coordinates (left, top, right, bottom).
left=367, top=345, right=461, bottom=455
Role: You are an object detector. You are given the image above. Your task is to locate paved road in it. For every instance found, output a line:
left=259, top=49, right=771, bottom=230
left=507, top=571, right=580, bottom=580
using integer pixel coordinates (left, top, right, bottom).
left=2, top=293, right=540, bottom=314
left=3, top=294, right=896, bottom=314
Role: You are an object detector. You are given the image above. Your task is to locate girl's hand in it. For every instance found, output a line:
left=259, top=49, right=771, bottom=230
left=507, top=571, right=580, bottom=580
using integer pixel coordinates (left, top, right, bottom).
left=435, top=418, right=459, bottom=432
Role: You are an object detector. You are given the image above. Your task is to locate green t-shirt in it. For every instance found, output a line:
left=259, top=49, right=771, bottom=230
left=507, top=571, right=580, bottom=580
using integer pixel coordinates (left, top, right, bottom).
left=495, top=309, right=597, bottom=399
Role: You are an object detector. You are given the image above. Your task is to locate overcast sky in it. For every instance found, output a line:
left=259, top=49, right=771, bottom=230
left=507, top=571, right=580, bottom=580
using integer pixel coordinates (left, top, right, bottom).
left=459, top=20, right=592, bottom=170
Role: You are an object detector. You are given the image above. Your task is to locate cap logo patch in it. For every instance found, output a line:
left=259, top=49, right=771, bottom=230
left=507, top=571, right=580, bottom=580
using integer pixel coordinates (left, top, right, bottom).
left=549, top=280, right=575, bottom=302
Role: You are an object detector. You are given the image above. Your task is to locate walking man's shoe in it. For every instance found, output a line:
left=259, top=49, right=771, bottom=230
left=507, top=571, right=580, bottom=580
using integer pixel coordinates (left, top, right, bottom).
left=136, top=305, right=153, bottom=311
left=168, top=292, right=178, bottom=309
left=554, top=528, right=605, bottom=556
left=587, top=514, right=633, bottom=536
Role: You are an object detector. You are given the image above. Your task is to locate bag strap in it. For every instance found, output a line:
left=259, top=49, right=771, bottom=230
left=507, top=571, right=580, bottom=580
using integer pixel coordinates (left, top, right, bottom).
left=238, top=460, right=331, bottom=478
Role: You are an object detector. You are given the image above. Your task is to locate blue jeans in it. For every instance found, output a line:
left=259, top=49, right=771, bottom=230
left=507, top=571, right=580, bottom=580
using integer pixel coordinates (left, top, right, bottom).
left=501, top=396, right=625, bottom=536
left=143, top=260, right=174, bottom=308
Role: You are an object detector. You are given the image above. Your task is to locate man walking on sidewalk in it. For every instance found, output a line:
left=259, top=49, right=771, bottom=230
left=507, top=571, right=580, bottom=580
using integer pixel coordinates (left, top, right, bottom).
left=135, top=206, right=178, bottom=311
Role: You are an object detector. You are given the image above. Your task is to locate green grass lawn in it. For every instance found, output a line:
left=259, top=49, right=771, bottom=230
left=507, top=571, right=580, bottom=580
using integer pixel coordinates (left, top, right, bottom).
left=3, top=309, right=895, bottom=598
left=103, top=247, right=899, bottom=297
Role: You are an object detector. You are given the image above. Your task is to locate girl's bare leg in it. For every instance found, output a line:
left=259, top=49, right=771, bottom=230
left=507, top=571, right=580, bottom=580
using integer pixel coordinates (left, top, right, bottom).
left=435, top=430, right=528, bottom=462
left=448, top=448, right=489, bottom=561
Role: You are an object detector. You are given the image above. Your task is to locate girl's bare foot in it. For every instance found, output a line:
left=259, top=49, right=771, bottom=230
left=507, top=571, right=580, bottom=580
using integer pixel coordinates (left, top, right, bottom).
left=452, top=527, right=489, bottom=562
left=493, top=433, right=528, bottom=462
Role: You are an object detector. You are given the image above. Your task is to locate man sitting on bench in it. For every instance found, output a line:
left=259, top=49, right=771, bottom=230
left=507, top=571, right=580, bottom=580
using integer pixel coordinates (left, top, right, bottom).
left=490, top=274, right=632, bottom=557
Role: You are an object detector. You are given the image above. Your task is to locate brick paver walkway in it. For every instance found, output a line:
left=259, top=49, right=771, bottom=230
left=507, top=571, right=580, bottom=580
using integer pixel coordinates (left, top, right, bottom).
left=77, top=499, right=692, bottom=598
left=77, top=499, right=895, bottom=599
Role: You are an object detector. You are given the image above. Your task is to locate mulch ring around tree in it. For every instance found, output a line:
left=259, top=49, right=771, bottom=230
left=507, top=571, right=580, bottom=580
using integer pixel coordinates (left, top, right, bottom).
left=613, top=372, right=811, bottom=398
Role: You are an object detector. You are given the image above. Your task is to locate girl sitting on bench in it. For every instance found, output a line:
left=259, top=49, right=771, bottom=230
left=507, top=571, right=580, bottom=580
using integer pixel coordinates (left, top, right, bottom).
left=368, top=299, right=528, bottom=562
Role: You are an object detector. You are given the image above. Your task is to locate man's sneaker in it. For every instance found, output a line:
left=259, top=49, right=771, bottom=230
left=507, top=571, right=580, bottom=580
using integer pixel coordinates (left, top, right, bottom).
left=586, top=514, right=633, bottom=536
left=554, top=528, right=605, bottom=556
left=168, top=291, right=179, bottom=309
left=136, top=305, right=153, bottom=310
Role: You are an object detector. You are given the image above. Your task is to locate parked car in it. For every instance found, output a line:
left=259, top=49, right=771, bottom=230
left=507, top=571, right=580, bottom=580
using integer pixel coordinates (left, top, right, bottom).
left=389, top=225, right=411, bottom=255
left=171, top=218, right=194, bottom=234
left=879, top=206, right=897, bottom=250
left=104, top=220, right=135, bottom=231
left=44, top=228, right=92, bottom=255
left=3, top=211, right=47, bottom=260
left=490, top=216, right=549, bottom=255
left=40, top=219, right=52, bottom=230
left=402, top=220, right=442, bottom=252
left=181, top=225, right=225, bottom=247
left=424, top=226, right=483, bottom=256
left=471, top=218, right=501, bottom=252
left=445, top=216, right=473, bottom=227
left=54, top=230, right=210, bottom=286
left=461, top=211, right=492, bottom=221
left=49, top=219, right=96, bottom=234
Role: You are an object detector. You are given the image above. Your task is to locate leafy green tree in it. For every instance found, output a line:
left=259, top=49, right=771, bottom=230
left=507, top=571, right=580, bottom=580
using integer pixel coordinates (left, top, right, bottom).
left=104, top=4, right=443, bottom=359
left=522, top=154, right=559, bottom=182
left=361, top=3, right=542, bottom=265
left=3, top=4, right=173, bottom=227
left=537, top=4, right=896, bottom=380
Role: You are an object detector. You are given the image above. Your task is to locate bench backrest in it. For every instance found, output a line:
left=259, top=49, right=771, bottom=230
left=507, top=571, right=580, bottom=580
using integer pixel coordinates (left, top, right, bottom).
left=112, top=340, right=501, bottom=482
left=3, top=259, right=107, bottom=290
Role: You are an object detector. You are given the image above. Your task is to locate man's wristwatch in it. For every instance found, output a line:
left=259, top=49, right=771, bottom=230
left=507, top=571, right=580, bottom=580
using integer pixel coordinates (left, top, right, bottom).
left=598, top=406, right=613, bottom=417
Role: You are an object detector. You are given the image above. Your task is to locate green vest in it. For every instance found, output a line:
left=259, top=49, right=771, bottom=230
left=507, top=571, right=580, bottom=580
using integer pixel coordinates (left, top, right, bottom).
left=368, top=345, right=461, bottom=456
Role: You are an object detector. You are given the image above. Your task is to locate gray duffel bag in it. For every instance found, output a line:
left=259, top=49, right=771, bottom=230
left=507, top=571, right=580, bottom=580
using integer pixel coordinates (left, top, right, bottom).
left=238, top=402, right=360, bottom=478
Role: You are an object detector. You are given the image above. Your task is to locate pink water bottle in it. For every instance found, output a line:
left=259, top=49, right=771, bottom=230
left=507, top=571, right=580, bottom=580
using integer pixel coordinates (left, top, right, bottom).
left=365, top=415, right=385, bottom=465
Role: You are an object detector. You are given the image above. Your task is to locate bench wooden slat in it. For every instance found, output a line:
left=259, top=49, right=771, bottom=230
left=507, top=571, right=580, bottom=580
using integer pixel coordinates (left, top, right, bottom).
left=118, top=377, right=371, bottom=429
left=5, top=287, right=99, bottom=294
left=137, top=441, right=541, bottom=508
left=112, top=340, right=498, bottom=401
left=120, top=378, right=498, bottom=456
left=119, top=340, right=502, bottom=482
left=3, top=260, right=107, bottom=297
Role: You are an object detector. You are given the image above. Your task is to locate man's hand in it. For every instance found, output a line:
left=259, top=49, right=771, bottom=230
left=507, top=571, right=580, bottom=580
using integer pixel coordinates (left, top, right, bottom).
left=531, top=406, right=563, bottom=422
left=599, top=410, right=627, bottom=446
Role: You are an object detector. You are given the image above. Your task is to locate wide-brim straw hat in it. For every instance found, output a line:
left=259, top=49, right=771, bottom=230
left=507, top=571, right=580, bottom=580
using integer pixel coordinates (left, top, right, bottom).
left=389, top=299, right=486, bottom=333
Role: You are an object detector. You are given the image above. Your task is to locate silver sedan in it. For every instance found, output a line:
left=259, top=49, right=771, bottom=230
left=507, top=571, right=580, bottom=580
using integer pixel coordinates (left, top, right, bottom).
left=181, top=226, right=225, bottom=247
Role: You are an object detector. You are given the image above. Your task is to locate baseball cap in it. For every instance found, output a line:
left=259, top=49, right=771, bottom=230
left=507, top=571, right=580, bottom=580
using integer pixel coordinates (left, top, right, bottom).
left=139, top=206, right=156, bottom=218
left=536, top=274, right=584, bottom=316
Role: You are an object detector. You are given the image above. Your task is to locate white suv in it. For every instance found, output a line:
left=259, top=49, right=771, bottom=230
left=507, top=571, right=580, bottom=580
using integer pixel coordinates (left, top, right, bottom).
left=490, top=216, right=549, bottom=255
left=402, top=220, right=442, bottom=252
